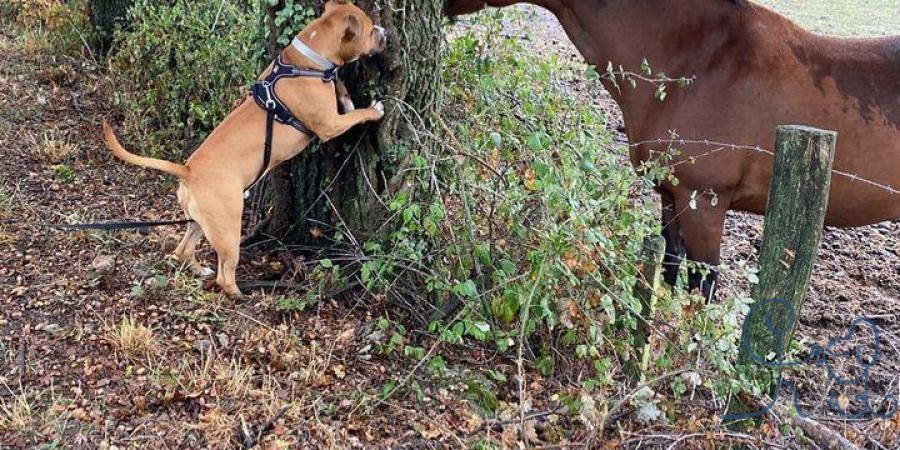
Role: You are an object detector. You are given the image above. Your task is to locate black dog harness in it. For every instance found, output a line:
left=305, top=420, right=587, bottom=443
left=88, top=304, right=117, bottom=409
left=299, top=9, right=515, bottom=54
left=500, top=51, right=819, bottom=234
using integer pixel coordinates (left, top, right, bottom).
left=249, top=53, right=340, bottom=185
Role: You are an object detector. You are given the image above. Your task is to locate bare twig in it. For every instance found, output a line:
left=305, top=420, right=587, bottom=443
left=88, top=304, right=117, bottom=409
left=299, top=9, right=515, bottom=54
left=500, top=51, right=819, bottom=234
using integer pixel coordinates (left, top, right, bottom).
left=518, top=262, right=547, bottom=445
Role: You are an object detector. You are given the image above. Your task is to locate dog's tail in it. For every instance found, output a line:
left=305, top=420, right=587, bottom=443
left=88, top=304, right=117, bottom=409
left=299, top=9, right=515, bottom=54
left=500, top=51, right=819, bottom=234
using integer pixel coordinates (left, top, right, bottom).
left=102, top=121, right=189, bottom=180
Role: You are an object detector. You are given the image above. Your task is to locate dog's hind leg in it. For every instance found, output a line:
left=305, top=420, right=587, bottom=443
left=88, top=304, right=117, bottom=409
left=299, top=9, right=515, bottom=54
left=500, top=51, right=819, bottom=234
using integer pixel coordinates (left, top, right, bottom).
left=208, top=225, right=242, bottom=298
left=173, top=222, right=212, bottom=278
left=192, top=193, right=244, bottom=298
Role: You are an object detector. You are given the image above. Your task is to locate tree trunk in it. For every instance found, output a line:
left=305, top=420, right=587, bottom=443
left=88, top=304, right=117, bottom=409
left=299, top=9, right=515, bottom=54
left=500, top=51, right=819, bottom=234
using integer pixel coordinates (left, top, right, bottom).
left=265, top=0, right=443, bottom=249
left=88, top=0, right=131, bottom=54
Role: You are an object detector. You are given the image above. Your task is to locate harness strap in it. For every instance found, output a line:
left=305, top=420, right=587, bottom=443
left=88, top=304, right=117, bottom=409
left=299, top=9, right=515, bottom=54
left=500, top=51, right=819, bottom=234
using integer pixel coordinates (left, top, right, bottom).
left=257, top=109, right=275, bottom=184
left=248, top=52, right=342, bottom=187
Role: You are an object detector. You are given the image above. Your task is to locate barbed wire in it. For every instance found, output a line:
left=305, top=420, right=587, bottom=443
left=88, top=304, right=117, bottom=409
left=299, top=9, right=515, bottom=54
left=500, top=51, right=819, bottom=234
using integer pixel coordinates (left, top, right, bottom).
left=629, top=137, right=900, bottom=196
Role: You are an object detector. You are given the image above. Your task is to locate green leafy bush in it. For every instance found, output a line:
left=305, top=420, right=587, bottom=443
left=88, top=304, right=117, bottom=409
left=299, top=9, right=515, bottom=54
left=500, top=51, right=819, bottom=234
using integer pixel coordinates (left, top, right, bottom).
left=348, top=14, right=667, bottom=389
left=268, top=0, right=315, bottom=47
left=335, top=13, right=756, bottom=407
left=110, top=0, right=263, bottom=156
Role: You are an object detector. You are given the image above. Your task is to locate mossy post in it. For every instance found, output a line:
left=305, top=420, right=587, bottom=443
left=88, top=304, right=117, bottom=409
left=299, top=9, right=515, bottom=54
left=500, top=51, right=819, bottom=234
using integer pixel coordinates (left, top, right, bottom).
left=266, top=0, right=443, bottom=247
left=626, top=235, right=665, bottom=381
left=737, top=125, right=836, bottom=368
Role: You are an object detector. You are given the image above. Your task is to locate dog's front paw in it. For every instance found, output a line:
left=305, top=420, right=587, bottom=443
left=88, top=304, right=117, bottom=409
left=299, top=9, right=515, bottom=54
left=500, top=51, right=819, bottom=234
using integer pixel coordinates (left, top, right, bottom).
left=371, top=100, right=385, bottom=120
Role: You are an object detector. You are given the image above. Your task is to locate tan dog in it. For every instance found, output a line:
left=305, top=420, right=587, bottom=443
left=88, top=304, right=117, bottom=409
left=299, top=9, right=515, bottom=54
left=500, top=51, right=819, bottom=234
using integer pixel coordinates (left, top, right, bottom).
left=103, top=1, right=387, bottom=297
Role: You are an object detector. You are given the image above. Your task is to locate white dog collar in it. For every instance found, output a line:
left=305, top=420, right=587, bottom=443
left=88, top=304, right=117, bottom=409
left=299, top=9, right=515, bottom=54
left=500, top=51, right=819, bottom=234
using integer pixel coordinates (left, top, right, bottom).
left=291, top=37, right=337, bottom=71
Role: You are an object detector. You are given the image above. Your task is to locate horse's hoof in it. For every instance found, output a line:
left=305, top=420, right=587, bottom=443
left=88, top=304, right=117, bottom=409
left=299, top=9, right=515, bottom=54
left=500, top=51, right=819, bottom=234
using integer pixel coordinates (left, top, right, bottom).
left=196, top=267, right=215, bottom=278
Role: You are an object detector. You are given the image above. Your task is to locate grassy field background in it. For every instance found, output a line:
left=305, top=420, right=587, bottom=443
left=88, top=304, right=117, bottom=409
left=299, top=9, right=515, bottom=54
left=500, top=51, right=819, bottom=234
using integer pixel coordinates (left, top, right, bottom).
left=756, top=0, right=900, bottom=36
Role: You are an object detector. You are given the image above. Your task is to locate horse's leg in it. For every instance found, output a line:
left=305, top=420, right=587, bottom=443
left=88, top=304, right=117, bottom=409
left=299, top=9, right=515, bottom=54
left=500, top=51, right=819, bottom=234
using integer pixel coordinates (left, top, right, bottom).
left=673, top=192, right=730, bottom=302
left=659, top=190, right=686, bottom=288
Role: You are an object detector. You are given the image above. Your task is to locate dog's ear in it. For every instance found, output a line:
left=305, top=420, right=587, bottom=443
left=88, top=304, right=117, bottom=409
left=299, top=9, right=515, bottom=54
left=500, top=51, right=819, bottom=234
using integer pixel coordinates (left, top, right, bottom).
left=342, top=14, right=361, bottom=42
left=325, top=0, right=350, bottom=10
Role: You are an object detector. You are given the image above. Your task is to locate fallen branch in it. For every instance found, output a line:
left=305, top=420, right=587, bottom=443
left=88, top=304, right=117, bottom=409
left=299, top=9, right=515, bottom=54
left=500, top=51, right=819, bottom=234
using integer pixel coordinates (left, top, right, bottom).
left=767, top=399, right=861, bottom=450
left=475, top=406, right=569, bottom=432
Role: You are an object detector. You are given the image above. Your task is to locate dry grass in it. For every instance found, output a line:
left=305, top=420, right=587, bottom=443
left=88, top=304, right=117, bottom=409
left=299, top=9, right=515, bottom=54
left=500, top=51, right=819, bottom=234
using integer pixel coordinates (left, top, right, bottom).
left=16, top=26, right=50, bottom=54
left=0, top=177, right=12, bottom=217
left=0, top=31, right=11, bottom=52
left=6, top=0, right=59, bottom=27
left=214, top=358, right=255, bottom=399
left=108, top=316, right=158, bottom=360
left=0, top=383, right=68, bottom=437
left=196, top=407, right=238, bottom=448
left=30, top=130, right=78, bottom=163
left=240, top=324, right=306, bottom=373
left=165, top=348, right=300, bottom=448
left=170, top=351, right=255, bottom=398
left=757, top=0, right=900, bottom=37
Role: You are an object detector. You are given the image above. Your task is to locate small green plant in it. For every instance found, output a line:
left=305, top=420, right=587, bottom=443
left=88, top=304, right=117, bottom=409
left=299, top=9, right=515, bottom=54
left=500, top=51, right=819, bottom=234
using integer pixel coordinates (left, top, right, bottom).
left=275, top=259, right=345, bottom=312
left=52, top=164, right=75, bottom=182
left=275, top=292, right=318, bottom=312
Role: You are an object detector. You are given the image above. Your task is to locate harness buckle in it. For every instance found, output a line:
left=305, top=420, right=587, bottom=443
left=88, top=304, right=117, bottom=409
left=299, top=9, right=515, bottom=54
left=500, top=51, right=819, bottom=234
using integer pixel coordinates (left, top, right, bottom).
left=322, top=67, right=339, bottom=83
left=260, top=82, right=277, bottom=110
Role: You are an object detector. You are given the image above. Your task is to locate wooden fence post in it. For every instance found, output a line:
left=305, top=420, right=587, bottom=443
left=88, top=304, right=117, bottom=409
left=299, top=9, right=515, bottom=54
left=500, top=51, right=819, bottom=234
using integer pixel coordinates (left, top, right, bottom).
left=737, top=125, right=837, bottom=367
left=627, top=235, right=665, bottom=381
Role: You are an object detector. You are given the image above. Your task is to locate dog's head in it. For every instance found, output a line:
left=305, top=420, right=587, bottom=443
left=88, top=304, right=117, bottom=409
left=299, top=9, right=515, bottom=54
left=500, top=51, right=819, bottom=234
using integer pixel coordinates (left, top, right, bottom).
left=309, top=0, right=387, bottom=65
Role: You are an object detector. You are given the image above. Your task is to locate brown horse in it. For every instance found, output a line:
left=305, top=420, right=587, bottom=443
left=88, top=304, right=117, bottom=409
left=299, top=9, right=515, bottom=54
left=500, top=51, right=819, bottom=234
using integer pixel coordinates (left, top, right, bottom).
left=446, top=0, right=900, bottom=299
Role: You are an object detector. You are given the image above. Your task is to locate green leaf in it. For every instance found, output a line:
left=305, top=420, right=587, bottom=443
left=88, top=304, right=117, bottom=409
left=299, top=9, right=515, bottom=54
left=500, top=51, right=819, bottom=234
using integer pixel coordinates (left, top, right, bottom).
left=466, top=321, right=491, bottom=341
left=526, top=133, right=545, bottom=151
left=453, top=280, right=478, bottom=298
left=489, top=132, right=503, bottom=148
left=381, top=381, right=396, bottom=398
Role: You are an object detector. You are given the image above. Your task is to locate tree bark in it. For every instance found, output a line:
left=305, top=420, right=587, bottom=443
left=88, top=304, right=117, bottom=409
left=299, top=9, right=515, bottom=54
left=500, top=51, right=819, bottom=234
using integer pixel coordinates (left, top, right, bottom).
left=265, top=0, right=443, bottom=249
left=87, top=0, right=131, bottom=54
